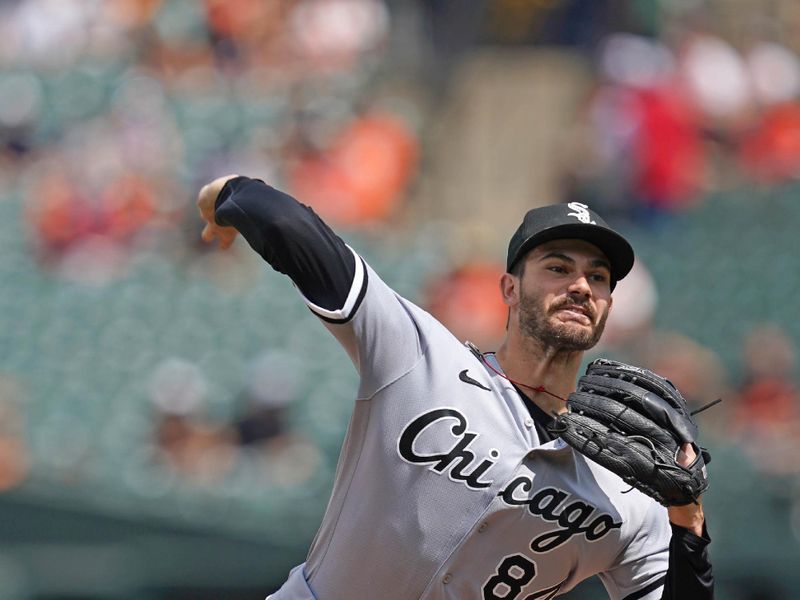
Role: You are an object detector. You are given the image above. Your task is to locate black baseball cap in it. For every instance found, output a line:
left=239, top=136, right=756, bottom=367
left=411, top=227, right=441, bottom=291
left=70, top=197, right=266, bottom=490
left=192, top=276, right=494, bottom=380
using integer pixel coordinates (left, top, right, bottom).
left=506, top=202, right=634, bottom=290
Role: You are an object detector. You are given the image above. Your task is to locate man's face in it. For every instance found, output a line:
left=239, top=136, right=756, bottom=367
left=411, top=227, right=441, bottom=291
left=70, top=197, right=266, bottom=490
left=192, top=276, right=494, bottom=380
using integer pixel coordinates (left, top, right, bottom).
left=513, top=239, right=613, bottom=351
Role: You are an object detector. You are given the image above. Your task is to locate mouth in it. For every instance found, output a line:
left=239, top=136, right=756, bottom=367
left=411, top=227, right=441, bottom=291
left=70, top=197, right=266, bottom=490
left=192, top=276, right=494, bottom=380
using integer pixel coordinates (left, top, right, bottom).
left=554, top=304, right=593, bottom=324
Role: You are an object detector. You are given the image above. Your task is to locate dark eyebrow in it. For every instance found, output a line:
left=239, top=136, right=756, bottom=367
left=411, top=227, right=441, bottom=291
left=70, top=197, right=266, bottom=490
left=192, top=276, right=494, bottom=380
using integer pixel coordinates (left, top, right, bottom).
left=539, top=251, right=574, bottom=264
left=540, top=251, right=611, bottom=273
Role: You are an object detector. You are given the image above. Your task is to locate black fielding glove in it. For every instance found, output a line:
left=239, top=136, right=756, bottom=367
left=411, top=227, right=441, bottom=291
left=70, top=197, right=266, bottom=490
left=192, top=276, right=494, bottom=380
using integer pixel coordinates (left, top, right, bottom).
left=551, top=359, right=712, bottom=506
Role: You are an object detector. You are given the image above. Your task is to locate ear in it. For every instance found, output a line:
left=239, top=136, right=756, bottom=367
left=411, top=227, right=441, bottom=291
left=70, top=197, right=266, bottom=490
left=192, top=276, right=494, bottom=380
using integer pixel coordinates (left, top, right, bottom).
left=499, top=273, right=519, bottom=307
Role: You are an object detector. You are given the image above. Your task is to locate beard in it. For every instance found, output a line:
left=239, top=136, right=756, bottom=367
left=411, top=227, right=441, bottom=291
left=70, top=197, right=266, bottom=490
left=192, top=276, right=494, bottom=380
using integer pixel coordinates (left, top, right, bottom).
left=518, top=289, right=609, bottom=351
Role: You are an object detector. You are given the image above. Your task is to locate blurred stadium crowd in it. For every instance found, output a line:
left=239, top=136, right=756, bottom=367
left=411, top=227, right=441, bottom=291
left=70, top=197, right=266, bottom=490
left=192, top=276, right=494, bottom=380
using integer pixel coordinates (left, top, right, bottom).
left=0, top=0, right=799, bottom=598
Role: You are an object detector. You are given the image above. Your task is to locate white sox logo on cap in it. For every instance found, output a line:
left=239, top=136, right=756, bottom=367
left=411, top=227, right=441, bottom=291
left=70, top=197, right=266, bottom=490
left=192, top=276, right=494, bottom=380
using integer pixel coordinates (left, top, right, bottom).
left=566, top=202, right=596, bottom=225
left=506, top=202, right=634, bottom=287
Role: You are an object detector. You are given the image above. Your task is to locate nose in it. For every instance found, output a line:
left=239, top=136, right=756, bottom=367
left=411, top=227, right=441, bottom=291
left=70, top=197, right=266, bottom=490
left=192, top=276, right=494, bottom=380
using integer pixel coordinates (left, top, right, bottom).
left=567, top=274, right=592, bottom=299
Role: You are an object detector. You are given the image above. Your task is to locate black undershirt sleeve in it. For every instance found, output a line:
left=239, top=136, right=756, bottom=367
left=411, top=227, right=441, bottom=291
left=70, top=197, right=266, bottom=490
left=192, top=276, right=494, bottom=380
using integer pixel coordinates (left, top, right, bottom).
left=213, top=176, right=358, bottom=313
left=658, top=522, right=713, bottom=599
left=514, top=387, right=714, bottom=600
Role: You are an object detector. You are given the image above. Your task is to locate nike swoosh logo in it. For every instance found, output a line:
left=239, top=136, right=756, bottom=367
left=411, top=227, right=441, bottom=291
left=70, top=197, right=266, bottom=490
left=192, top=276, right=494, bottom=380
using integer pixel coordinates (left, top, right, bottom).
left=459, top=369, right=491, bottom=391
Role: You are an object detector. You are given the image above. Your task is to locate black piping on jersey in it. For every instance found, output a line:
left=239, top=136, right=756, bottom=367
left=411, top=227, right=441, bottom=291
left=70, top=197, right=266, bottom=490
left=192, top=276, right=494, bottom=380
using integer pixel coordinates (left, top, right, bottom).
left=622, top=575, right=666, bottom=600
left=307, top=254, right=369, bottom=324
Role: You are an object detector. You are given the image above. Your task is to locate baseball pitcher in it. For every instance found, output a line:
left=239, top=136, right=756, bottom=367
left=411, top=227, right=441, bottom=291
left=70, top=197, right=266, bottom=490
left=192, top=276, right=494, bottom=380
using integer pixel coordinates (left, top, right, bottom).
left=197, top=175, right=714, bottom=599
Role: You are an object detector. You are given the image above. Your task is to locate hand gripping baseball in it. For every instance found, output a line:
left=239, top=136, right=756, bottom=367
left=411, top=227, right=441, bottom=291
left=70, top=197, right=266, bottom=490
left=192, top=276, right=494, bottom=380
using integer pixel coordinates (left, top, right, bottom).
left=551, top=359, right=716, bottom=506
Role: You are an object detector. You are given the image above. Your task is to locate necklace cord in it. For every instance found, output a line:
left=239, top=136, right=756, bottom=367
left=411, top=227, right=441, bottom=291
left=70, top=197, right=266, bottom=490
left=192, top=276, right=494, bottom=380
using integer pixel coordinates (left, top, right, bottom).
left=479, top=352, right=568, bottom=403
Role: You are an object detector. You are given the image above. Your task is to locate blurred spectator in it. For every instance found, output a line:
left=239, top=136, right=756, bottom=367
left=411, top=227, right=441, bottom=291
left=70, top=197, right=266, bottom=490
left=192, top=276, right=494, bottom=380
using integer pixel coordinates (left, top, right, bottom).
left=424, top=261, right=507, bottom=349
left=563, top=33, right=706, bottom=224
left=563, top=25, right=800, bottom=224
left=235, top=352, right=300, bottom=447
left=733, top=324, right=800, bottom=475
left=677, top=31, right=755, bottom=132
left=25, top=164, right=96, bottom=262
left=287, top=110, right=418, bottom=227
left=739, top=102, right=800, bottom=185
left=0, top=0, right=96, bottom=67
left=734, top=40, right=800, bottom=185
left=11, top=0, right=415, bottom=292
left=204, top=0, right=281, bottom=67
left=737, top=324, right=798, bottom=421
left=746, top=41, right=800, bottom=108
left=22, top=105, right=186, bottom=281
left=628, top=85, right=706, bottom=214
left=234, top=352, right=321, bottom=489
left=24, top=163, right=171, bottom=284
left=203, top=0, right=391, bottom=77
left=148, top=357, right=238, bottom=485
left=287, top=0, right=390, bottom=71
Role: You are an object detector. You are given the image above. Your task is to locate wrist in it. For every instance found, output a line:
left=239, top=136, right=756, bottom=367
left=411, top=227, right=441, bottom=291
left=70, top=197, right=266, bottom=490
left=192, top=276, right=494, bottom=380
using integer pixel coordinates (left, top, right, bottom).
left=668, top=500, right=705, bottom=537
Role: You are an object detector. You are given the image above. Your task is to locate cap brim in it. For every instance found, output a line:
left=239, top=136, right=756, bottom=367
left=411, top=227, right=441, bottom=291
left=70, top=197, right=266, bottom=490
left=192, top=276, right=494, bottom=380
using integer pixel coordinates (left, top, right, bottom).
left=512, top=223, right=634, bottom=282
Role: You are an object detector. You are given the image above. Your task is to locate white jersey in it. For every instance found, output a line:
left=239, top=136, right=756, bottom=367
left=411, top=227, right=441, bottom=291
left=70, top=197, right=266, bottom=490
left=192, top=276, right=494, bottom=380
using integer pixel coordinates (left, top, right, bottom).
left=268, top=250, right=670, bottom=600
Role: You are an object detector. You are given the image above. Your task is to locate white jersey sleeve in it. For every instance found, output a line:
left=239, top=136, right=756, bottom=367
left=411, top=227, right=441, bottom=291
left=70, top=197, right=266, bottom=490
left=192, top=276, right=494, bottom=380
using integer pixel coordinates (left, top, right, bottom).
left=307, top=251, right=426, bottom=400
left=598, top=499, right=670, bottom=599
